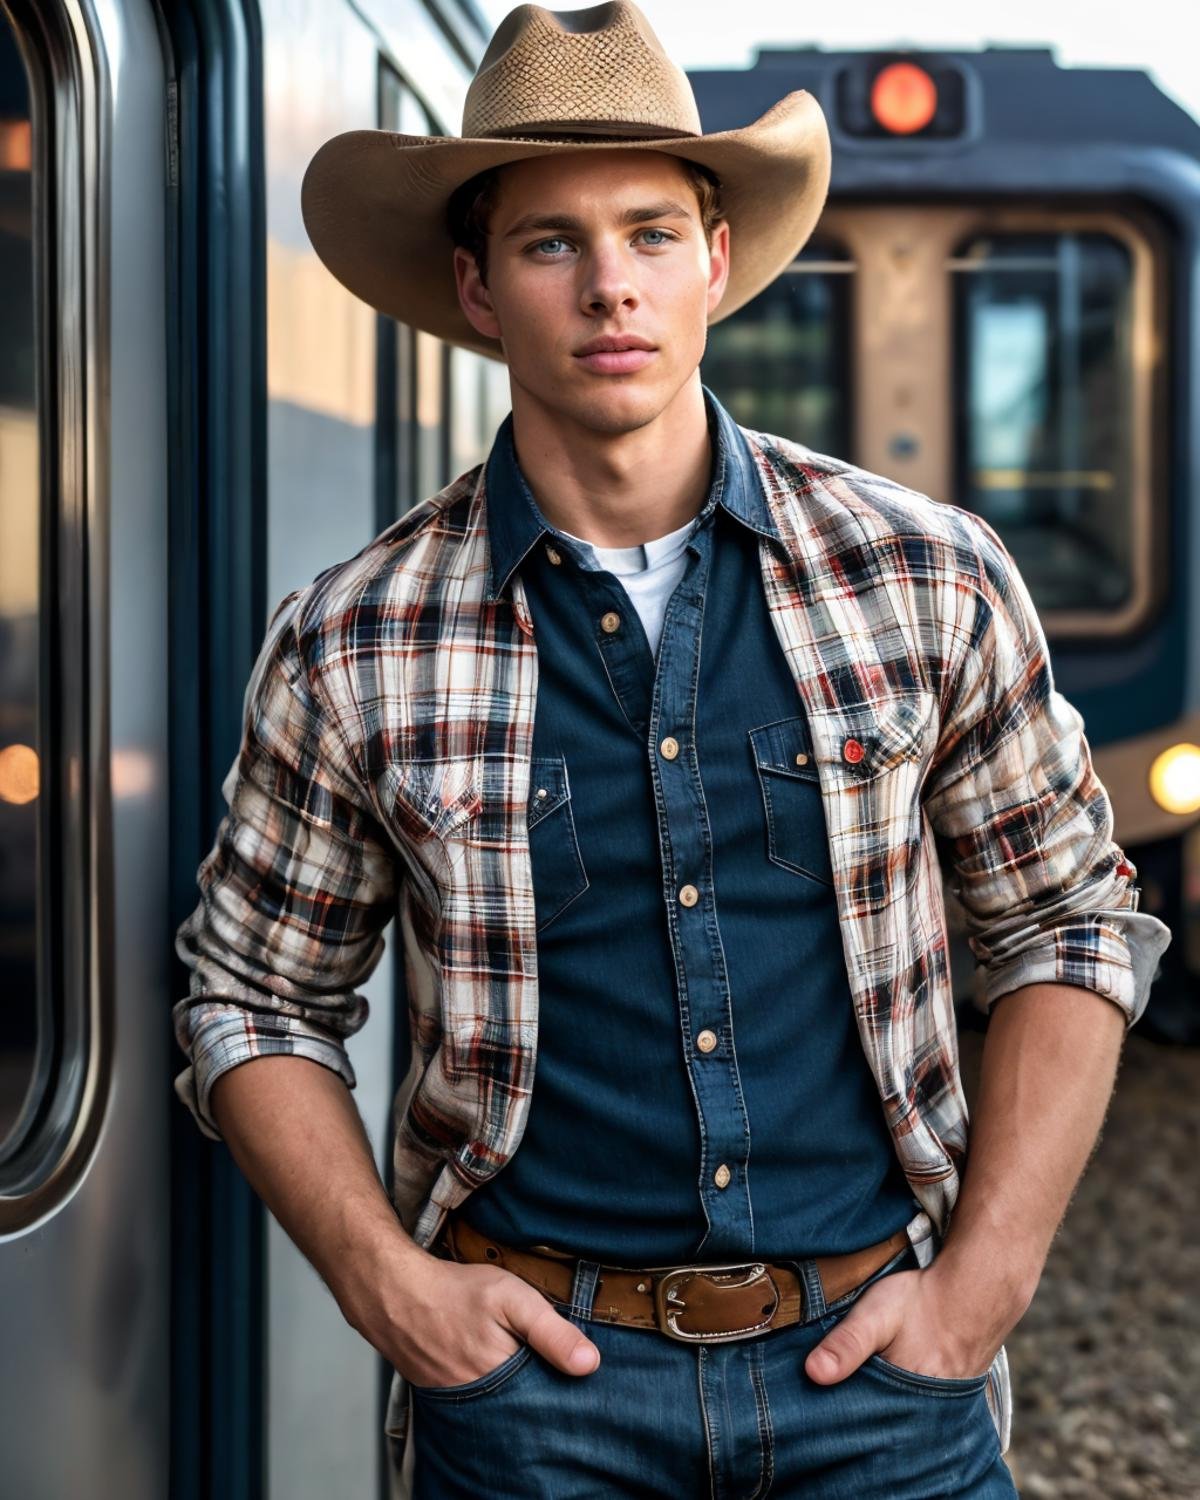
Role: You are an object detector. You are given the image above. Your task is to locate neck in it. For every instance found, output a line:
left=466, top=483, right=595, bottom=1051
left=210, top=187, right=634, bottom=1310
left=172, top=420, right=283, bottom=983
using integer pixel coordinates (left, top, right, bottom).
left=507, top=376, right=712, bottom=549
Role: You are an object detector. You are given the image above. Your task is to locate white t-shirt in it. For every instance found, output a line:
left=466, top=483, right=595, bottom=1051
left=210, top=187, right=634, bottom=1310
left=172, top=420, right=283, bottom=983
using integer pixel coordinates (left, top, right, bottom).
left=557, top=514, right=698, bottom=658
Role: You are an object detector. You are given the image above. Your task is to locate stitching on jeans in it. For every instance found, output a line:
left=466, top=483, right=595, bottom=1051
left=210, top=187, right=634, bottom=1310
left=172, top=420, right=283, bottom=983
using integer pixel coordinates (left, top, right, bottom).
left=697, top=1348, right=719, bottom=1500
left=748, top=1345, right=774, bottom=1500
left=862, top=1354, right=989, bottom=1396
left=411, top=1343, right=533, bottom=1403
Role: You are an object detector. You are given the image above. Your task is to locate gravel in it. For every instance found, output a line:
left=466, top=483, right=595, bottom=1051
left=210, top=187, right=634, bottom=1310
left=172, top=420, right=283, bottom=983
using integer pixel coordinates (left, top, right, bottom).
left=957, top=1023, right=1200, bottom=1498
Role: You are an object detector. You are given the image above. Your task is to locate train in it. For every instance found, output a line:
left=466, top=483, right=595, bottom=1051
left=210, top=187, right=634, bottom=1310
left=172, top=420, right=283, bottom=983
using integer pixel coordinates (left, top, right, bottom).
left=0, top=4, right=1196, bottom=1497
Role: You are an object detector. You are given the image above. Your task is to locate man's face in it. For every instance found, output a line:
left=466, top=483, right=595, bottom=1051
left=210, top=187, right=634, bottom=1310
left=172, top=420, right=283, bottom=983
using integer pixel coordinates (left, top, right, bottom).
left=454, top=149, right=730, bottom=436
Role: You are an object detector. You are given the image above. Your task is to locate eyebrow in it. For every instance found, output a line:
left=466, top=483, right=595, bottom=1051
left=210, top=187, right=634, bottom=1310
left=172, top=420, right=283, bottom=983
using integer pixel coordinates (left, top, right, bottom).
left=501, top=200, right=695, bottom=239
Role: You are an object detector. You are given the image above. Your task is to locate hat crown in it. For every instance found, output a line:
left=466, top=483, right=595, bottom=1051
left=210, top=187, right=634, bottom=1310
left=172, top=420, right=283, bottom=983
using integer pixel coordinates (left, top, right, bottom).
left=463, top=1, right=703, bottom=141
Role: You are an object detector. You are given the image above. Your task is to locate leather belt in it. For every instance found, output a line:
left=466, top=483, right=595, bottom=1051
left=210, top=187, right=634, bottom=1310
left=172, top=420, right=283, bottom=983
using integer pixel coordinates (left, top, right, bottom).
left=437, top=1216, right=912, bottom=1345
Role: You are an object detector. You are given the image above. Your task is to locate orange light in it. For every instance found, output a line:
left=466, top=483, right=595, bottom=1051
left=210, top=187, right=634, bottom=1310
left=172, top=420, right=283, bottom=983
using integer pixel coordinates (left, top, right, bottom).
left=871, top=62, right=938, bottom=136
left=0, top=743, right=38, bottom=805
left=0, top=119, right=32, bottom=171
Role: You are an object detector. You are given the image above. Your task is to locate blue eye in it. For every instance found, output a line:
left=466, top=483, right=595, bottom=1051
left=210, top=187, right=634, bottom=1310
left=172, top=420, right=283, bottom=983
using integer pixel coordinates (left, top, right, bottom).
left=534, top=238, right=570, bottom=255
left=640, top=229, right=672, bottom=245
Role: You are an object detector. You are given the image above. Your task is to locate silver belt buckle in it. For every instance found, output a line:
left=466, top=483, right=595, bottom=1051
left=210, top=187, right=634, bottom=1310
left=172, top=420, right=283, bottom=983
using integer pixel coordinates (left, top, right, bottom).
left=652, top=1261, right=781, bottom=1344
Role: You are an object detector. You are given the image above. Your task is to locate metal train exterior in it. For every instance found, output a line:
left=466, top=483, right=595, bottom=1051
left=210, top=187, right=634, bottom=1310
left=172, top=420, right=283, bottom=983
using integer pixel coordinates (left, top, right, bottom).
left=0, top=9, right=1195, bottom=1500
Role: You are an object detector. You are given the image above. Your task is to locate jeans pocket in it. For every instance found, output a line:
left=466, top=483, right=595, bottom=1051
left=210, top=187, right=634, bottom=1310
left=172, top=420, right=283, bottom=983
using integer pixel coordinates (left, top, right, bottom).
left=861, top=1351, right=990, bottom=1396
left=408, top=1341, right=534, bottom=1403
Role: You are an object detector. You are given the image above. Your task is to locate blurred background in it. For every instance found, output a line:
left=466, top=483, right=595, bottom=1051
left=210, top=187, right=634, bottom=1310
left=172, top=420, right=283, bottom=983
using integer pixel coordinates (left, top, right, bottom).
left=0, top=0, right=1196, bottom=1496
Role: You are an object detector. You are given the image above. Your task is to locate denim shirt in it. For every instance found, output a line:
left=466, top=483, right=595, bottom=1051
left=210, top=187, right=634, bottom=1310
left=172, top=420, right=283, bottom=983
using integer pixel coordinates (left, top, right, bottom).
left=457, top=400, right=922, bottom=1262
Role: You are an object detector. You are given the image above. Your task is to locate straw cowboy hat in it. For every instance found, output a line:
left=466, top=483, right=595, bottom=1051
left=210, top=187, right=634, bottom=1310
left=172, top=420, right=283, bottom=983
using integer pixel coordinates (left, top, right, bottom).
left=300, top=0, right=832, bottom=361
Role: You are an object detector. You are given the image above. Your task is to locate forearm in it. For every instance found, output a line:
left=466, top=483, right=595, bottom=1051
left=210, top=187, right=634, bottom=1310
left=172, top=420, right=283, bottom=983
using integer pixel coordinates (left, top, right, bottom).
left=208, top=1053, right=602, bottom=1385
left=209, top=1055, right=432, bottom=1321
left=929, top=980, right=1127, bottom=1349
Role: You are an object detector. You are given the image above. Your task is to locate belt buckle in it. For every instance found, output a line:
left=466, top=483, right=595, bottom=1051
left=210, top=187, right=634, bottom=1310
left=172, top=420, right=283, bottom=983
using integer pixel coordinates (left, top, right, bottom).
left=652, top=1261, right=780, bottom=1344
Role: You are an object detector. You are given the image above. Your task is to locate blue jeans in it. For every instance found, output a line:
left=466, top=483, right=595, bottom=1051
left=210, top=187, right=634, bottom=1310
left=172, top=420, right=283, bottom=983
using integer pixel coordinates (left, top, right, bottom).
left=409, top=1245, right=1020, bottom=1498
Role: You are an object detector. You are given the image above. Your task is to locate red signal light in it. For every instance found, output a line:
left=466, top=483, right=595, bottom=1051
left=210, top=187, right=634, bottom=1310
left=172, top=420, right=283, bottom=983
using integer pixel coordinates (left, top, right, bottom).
left=871, top=62, right=938, bottom=135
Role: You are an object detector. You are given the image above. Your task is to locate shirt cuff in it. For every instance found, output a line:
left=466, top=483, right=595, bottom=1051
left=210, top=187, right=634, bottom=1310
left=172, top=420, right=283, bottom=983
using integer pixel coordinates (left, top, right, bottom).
left=173, top=1002, right=359, bottom=1142
left=975, top=909, right=1174, bottom=1029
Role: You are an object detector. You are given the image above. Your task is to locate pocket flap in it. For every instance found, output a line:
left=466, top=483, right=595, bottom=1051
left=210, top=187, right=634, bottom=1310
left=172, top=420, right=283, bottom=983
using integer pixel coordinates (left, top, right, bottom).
left=810, top=693, right=937, bottom=778
left=528, top=755, right=571, bottom=829
left=748, top=716, right=820, bottom=782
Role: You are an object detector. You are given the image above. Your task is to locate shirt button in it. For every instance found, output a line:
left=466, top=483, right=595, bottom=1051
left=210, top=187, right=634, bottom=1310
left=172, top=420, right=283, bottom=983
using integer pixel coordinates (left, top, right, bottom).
left=600, top=610, right=622, bottom=633
left=696, top=1029, right=718, bottom=1053
left=679, top=884, right=700, bottom=908
left=794, top=751, right=809, bottom=766
left=713, top=1164, right=732, bottom=1190
left=660, top=736, right=680, bottom=760
left=843, top=738, right=865, bottom=764
left=545, top=544, right=563, bottom=565
left=535, top=787, right=548, bottom=800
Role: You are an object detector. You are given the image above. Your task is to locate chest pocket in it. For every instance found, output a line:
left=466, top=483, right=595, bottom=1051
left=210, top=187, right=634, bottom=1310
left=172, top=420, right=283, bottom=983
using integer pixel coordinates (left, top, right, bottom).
left=748, top=716, right=834, bottom=888
left=528, top=754, right=589, bottom=932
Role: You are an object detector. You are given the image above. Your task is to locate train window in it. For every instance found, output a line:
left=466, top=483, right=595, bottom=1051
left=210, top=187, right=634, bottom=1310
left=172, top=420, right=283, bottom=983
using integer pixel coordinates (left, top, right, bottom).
left=0, top=8, right=41, bottom=1156
left=700, top=237, right=853, bottom=459
left=951, top=230, right=1139, bottom=617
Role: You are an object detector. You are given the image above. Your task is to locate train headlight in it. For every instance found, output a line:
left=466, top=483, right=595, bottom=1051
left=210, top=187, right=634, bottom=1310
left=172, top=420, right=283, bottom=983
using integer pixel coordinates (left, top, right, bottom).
left=1148, top=743, right=1200, bottom=817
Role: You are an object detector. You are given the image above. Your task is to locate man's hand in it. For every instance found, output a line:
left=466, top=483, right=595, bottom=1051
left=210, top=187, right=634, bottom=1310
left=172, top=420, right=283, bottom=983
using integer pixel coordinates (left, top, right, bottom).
left=803, top=1263, right=1007, bottom=1385
left=205, top=1057, right=601, bottom=1389
left=339, top=1240, right=602, bottom=1389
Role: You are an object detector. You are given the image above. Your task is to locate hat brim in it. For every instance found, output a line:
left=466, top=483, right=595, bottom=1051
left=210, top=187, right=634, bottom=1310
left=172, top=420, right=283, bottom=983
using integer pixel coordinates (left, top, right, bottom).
left=300, top=90, right=832, bottom=362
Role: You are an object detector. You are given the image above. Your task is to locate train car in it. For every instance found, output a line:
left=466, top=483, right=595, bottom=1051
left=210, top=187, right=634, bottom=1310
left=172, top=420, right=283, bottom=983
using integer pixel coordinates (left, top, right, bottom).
left=0, top=2, right=503, bottom=1497
left=692, top=46, right=1200, bottom=1044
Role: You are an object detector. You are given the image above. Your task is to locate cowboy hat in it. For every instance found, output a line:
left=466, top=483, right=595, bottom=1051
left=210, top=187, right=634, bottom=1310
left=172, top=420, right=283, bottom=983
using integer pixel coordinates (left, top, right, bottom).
left=300, top=1, right=832, bottom=361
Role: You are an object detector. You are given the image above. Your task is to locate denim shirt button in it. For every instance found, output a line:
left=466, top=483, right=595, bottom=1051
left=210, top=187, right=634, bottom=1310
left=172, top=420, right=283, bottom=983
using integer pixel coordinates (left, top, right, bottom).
left=679, top=884, right=700, bottom=908
left=600, top=610, right=622, bottom=633
left=696, top=1028, right=718, bottom=1053
left=713, top=1164, right=732, bottom=1189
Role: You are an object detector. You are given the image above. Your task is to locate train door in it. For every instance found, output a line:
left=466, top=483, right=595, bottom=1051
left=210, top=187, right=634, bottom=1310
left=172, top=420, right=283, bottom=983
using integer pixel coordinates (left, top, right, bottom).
left=166, top=3, right=502, bottom=1498
left=0, top=1, right=172, bottom=1496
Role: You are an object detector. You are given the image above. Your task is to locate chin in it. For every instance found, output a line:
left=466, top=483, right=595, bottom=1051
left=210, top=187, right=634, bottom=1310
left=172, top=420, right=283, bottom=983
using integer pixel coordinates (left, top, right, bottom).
left=553, top=372, right=680, bottom=436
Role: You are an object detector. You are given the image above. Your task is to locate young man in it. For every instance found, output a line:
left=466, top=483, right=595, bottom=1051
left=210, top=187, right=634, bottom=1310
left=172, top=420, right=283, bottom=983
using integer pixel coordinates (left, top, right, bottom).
left=173, top=4, right=1172, bottom=1496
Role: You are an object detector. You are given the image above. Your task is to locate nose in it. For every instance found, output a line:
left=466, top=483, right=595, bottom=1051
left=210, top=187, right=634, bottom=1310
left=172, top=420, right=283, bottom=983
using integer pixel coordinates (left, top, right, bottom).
left=579, top=237, right=639, bottom=318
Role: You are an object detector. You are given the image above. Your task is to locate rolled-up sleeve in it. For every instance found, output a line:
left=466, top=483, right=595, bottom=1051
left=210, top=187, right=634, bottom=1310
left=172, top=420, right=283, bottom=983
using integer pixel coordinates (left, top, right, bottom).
left=923, top=512, right=1172, bottom=1029
left=173, top=587, right=398, bottom=1140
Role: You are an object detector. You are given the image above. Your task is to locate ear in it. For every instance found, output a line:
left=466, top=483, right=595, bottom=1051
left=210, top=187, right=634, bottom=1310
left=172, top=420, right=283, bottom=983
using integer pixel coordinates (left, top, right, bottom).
left=454, top=246, right=502, bottom=341
left=705, top=218, right=731, bottom=317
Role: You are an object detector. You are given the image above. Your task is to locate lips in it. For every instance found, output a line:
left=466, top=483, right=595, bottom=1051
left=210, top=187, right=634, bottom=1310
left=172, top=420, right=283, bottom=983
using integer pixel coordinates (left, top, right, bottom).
left=573, top=333, right=658, bottom=375
left=573, top=334, right=657, bottom=356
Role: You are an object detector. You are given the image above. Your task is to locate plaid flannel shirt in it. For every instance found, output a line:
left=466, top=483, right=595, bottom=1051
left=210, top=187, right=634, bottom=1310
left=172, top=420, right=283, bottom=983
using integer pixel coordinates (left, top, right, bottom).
left=173, top=420, right=1173, bottom=1469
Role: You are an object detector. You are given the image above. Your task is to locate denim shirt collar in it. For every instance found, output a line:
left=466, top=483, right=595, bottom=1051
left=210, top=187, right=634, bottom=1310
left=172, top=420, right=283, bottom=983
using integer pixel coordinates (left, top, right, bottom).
left=483, top=387, right=780, bottom=602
